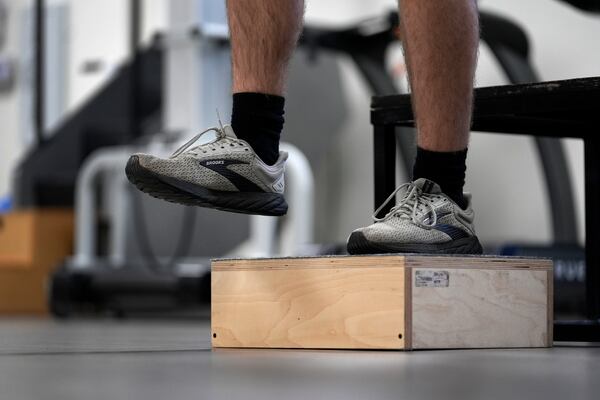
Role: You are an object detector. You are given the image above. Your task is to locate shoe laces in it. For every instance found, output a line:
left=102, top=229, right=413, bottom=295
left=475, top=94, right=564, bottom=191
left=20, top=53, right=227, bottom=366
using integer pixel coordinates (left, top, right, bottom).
left=372, top=182, right=439, bottom=229
left=169, top=127, right=245, bottom=159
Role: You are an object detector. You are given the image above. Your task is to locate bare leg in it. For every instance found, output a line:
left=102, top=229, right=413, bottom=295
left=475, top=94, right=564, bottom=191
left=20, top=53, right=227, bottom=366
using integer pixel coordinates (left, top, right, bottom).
left=399, top=0, right=479, bottom=152
left=349, top=2, right=483, bottom=254
left=227, top=0, right=305, bottom=96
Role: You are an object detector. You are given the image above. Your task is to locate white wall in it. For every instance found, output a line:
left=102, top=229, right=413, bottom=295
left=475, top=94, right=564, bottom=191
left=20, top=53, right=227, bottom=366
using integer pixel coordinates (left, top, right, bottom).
left=0, top=0, right=28, bottom=199
left=67, top=0, right=167, bottom=111
left=67, top=0, right=128, bottom=110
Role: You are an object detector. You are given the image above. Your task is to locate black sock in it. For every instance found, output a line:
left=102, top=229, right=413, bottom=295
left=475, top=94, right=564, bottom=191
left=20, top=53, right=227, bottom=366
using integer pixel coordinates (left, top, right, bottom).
left=412, top=146, right=468, bottom=209
left=230, top=93, right=285, bottom=165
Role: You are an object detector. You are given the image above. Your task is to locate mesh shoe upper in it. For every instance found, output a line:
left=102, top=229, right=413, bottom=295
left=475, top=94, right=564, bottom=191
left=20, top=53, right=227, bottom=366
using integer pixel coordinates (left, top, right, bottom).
left=134, top=125, right=287, bottom=194
left=352, top=178, right=477, bottom=245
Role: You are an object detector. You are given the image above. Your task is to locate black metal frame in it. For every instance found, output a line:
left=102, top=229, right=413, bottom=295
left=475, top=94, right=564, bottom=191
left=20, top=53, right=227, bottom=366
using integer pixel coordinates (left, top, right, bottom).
left=129, top=0, right=142, bottom=140
left=371, top=77, right=600, bottom=341
left=34, top=0, right=45, bottom=144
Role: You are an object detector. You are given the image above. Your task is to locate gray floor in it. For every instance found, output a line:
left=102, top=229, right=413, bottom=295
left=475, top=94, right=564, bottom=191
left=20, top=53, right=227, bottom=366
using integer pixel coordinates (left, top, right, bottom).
left=0, top=319, right=598, bottom=400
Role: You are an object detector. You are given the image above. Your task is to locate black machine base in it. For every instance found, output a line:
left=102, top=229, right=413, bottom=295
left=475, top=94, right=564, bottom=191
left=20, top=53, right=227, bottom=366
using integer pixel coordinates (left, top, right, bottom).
left=554, top=320, right=600, bottom=343
left=49, top=262, right=211, bottom=318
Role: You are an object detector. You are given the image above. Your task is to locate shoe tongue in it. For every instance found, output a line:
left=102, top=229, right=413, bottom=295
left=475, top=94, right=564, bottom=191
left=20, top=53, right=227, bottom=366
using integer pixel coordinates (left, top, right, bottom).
left=222, top=125, right=238, bottom=139
left=413, top=178, right=442, bottom=194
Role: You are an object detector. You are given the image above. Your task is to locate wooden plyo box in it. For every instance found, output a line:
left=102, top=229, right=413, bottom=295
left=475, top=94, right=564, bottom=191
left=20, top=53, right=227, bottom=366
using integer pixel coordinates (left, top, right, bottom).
left=0, top=209, right=74, bottom=314
left=211, top=255, right=553, bottom=350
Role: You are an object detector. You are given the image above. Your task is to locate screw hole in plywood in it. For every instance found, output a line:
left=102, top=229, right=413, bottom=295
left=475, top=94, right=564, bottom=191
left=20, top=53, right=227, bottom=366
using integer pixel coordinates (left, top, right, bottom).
left=398, top=333, right=403, bottom=339
left=213, top=333, right=217, bottom=338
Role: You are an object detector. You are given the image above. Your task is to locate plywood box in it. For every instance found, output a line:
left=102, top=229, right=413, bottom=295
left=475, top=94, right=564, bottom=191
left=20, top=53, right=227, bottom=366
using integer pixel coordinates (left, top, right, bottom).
left=0, top=209, right=74, bottom=314
left=0, top=209, right=74, bottom=271
left=211, top=255, right=552, bottom=350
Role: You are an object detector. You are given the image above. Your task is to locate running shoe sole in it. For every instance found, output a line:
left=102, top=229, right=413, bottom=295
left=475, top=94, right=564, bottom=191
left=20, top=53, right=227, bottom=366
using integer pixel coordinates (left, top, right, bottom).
left=125, top=155, right=288, bottom=216
left=347, top=231, right=483, bottom=255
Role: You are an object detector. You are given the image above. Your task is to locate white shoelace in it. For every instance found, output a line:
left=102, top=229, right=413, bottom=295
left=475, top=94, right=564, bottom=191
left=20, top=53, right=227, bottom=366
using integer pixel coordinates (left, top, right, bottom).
left=170, top=127, right=222, bottom=159
left=373, top=182, right=439, bottom=229
left=169, top=126, right=246, bottom=159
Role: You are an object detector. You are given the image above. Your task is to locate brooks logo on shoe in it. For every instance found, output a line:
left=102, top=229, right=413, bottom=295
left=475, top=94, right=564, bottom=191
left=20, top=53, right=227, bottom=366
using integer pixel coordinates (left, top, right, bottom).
left=199, top=159, right=264, bottom=192
left=205, top=160, right=225, bottom=165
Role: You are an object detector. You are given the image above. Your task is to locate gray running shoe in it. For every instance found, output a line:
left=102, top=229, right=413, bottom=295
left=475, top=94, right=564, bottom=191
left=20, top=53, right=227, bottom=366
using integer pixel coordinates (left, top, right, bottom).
left=347, top=178, right=483, bottom=254
left=126, top=125, right=288, bottom=216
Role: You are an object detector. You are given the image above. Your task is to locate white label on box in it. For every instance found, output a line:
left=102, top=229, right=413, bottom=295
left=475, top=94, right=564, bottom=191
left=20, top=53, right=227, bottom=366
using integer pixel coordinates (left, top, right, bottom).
left=415, top=270, right=450, bottom=287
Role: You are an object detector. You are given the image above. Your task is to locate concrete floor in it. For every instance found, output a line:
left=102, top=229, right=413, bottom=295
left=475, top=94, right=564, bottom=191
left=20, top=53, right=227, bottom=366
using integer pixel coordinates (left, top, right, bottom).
left=0, top=319, right=598, bottom=400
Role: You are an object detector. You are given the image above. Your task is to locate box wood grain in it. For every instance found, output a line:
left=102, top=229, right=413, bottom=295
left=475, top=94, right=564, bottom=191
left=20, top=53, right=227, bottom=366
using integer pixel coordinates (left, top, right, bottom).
left=211, top=255, right=552, bottom=350
left=411, top=268, right=549, bottom=349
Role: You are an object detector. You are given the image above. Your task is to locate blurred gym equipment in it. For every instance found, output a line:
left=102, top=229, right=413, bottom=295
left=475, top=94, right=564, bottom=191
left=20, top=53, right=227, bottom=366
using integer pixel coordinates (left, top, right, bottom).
left=2, top=0, right=594, bottom=322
